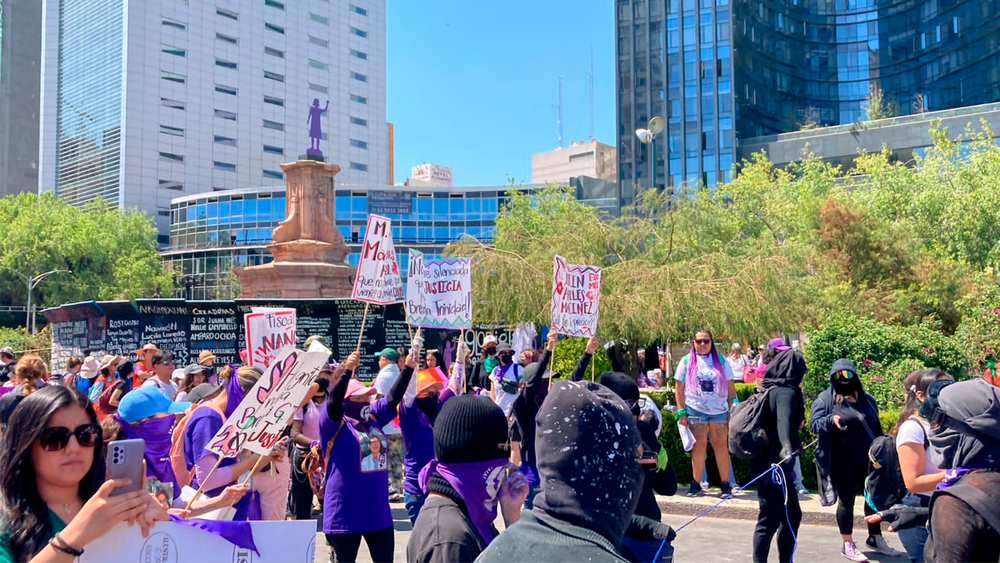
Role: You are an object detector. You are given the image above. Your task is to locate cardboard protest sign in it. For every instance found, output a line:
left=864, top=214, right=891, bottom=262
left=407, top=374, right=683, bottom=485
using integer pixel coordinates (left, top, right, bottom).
left=207, top=345, right=329, bottom=457
left=352, top=214, right=404, bottom=305
left=550, top=255, right=602, bottom=337
left=80, top=520, right=317, bottom=563
left=244, top=307, right=296, bottom=370
left=406, top=250, right=472, bottom=329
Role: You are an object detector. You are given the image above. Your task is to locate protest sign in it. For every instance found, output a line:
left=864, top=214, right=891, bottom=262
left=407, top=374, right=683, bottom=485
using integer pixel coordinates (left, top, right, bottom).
left=550, top=255, right=602, bottom=337
left=352, top=214, right=404, bottom=305
left=207, top=345, right=329, bottom=457
left=80, top=520, right=317, bottom=563
left=244, top=307, right=296, bottom=370
left=406, top=250, right=473, bottom=330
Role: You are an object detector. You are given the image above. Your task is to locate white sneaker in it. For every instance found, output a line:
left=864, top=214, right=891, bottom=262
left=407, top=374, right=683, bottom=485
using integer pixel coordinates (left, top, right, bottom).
left=866, top=535, right=902, bottom=557
left=841, top=541, right=869, bottom=562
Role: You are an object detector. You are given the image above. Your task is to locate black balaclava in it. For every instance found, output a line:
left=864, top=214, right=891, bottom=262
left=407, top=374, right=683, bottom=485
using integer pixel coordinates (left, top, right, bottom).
left=416, top=394, right=439, bottom=425
left=522, top=361, right=552, bottom=403
left=600, top=371, right=641, bottom=417
left=928, top=378, right=1000, bottom=470
left=829, top=358, right=863, bottom=396
left=534, top=380, right=644, bottom=547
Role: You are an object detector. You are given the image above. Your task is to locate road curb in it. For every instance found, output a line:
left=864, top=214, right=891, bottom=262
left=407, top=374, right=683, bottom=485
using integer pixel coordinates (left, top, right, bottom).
left=657, top=498, right=867, bottom=528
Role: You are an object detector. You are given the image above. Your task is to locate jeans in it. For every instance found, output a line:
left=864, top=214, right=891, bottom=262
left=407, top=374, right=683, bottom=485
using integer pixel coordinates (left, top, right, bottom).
left=404, top=491, right=426, bottom=525
left=897, top=493, right=930, bottom=562
left=792, top=456, right=806, bottom=491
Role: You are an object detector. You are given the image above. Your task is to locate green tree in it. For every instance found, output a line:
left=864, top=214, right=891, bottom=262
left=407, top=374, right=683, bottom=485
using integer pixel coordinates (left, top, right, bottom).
left=0, top=192, right=176, bottom=310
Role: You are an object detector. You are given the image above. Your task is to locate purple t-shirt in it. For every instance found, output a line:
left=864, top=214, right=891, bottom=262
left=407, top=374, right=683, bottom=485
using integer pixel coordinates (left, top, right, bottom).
left=319, top=396, right=396, bottom=534
left=183, top=407, right=236, bottom=496
left=397, top=389, right=456, bottom=495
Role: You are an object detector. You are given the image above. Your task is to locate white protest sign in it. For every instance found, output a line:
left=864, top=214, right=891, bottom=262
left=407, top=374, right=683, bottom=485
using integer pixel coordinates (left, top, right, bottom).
left=79, top=520, right=317, bottom=563
left=207, top=345, right=329, bottom=456
left=550, top=255, right=602, bottom=337
left=406, top=250, right=472, bottom=329
left=352, top=214, right=404, bottom=305
left=244, top=307, right=296, bottom=370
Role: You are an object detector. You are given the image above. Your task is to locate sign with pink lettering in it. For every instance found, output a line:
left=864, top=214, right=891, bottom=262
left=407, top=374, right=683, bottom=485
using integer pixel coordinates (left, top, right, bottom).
left=207, top=345, right=330, bottom=457
left=352, top=214, right=404, bottom=305
left=550, top=255, right=602, bottom=337
left=245, top=308, right=297, bottom=370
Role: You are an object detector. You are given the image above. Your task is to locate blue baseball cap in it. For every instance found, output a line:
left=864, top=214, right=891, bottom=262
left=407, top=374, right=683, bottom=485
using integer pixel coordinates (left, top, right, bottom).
left=117, top=386, right=191, bottom=424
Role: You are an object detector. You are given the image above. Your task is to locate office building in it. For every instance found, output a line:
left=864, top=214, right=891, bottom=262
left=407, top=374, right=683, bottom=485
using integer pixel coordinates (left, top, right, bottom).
left=38, top=0, right=387, bottom=244
left=408, top=163, right=454, bottom=187
left=531, top=140, right=617, bottom=184
left=0, top=0, right=42, bottom=198
left=616, top=0, right=1000, bottom=192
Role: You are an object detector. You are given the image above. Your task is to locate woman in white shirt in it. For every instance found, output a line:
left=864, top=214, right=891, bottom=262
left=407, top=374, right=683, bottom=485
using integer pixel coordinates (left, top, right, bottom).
left=891, top=368, right=953, bottom=562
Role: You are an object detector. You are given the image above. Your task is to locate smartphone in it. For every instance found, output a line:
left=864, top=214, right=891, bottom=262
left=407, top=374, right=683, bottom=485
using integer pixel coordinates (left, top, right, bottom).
left=106, top=438, right=145, bottom=497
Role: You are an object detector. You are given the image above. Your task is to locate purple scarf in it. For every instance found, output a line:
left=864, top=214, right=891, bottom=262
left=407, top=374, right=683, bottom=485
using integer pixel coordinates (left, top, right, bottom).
left=224, top=372, right=246, bottom=419
left=168, top=514, right=259, bottom=554
left=116, top=413, right=180, bottom=499
left=937, top=467, right=973, bottom=490
left=419, top=458, right=508, bottom=544
left=685, top=344, right=726, bottom=397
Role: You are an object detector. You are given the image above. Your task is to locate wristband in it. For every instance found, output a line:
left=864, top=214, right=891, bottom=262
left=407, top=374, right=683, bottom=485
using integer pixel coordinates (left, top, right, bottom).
left=310, top=440, right=320, bottom=450
left=50, top=533, right=84, bottom=557
left=677, top=409, right=687, bottom=417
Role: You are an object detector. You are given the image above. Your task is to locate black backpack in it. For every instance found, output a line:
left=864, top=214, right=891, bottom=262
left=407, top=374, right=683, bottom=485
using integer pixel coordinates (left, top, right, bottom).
left=864, top=418, right=928, bottom=512
left=728, top=388, right=771, bottom=460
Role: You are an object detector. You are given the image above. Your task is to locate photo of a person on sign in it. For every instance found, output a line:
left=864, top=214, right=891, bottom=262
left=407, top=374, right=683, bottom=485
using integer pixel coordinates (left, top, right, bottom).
left=361, top=433, right=388, bottom=472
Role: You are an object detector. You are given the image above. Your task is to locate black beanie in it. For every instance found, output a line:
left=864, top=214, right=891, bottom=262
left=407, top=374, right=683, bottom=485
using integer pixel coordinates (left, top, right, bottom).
left=433, top=395, right=508, bottom=463
left=600, top=371, right=640, bottom=403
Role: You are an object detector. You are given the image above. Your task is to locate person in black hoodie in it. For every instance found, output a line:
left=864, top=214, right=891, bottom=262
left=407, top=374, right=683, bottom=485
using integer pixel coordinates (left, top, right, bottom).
left=810, top=358, right=901, bottom=562
left=750, top=348, right=806, bottom=563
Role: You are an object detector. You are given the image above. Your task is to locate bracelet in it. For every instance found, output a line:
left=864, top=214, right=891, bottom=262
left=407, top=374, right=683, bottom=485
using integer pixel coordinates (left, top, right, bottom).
left=732, top=398, right=739, bottom=404
left=50, top=533, right=84, bottom=557
left=677, top=409, right=687, bottom=417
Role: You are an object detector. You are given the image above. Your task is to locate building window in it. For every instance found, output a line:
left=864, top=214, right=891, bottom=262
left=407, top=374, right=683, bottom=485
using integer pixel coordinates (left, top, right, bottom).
left=215, top=84, right=237, bottom=96
left=350, top=162, right=368, bottom=171
left=216, top=7, right=239, bottom=20
left=161, top=98, right=185, bottom=110
left=215, top=109, right=237, bottom=121
left=263, top=145, right=284, bottom=155
left=161, top=71, right=186, bottom=84
left=263, top=169, right=284, bottom=179
left=350, top=4, right=367, bottom=15
left=160, top=151, right=185, bottom=163
left=216, top=58, right=237, bottom=69
left=214, top=135, right=237, bottom=147
left=214, top=161, right=236, bottom=172
left=309, top=59, right=328, bottom=70
left=350, top=26, right=367, bottom=38
left=350, top=138, right=368, bottom=149
left=350, top=94, right=367, bottom=104
left=349, top=49, right=367, bottom=60
left=263, top=120, right=284, bottom=131
left=162, top=18, right=186, bottom=31
left=264, top=70, right=285, bottom=82
left=216, top=32, right=238, bottom=44
left=351, top=71, right=367, bottom=82
left=309, top=82, right=329, bottom=93
left=309, top=35, right=329, bottom=47
left=309, top=12, right=329, bottom=24
left=162, top=44, right=186, bottom=57
left=265, top=22, right=284, bottom=34
left=159, top=180, right=183, bottom=190
left=160, top=125, right=185, bottom=137
left=264, top=46, right=284, bottom=58
left=265, top=0, right=285, bottom=9
left=350, top=116, right=368, bottom=126
left=263, top=95, right=284, bottom=107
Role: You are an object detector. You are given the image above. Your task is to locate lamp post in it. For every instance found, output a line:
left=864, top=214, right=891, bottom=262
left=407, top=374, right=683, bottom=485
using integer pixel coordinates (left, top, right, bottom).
left=635, top=116, right=666, bottom=190
left=2, top=268, right=71, bottom=333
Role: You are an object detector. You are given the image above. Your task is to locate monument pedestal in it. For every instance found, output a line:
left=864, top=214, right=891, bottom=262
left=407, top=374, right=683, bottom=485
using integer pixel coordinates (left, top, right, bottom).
left=235, top=160, right=355, bottom=298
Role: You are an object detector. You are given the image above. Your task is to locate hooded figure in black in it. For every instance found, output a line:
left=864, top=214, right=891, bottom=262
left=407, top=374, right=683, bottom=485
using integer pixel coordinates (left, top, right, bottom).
left=750, top=349, right=806, bottom=563
left=477, top=380, right=646, bottom=563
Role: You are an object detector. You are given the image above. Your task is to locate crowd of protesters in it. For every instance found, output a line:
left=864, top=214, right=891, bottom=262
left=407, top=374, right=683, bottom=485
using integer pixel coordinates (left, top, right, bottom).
left=0, top=326, right=996, bottom=563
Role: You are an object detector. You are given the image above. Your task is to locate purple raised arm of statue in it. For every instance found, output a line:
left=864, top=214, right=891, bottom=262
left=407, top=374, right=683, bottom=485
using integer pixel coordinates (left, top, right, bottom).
left=307, top=98, right=330, bottom=157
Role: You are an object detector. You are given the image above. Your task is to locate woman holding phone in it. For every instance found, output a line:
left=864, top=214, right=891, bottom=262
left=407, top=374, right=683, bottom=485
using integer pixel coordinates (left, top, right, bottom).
left=0, top=385, right=167, bottom=562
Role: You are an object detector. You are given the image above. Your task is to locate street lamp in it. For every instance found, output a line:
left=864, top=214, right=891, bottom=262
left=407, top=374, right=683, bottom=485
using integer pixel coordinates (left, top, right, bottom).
left=2, top=267, right=71, bottom=333
left=635, top=116, right=665, bottom=189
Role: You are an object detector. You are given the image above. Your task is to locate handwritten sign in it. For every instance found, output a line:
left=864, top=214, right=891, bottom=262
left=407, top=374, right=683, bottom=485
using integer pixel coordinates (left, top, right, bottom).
left=244, top=308, right=296, bottom=370
left=406, top=249, right=472, bottom=329
left=550, top=255, right=602, bottom=337
left=352, top=214, right=404, bottom=305
left=207, top=345, right=329, bottom=457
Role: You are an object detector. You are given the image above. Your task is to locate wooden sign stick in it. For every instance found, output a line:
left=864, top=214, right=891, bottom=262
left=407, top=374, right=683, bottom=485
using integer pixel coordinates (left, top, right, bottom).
left=182, top=454, right=225, bottom=511
left=355, top=302, right=371, bottom=352
left=240, top=454, right=272, bottom=486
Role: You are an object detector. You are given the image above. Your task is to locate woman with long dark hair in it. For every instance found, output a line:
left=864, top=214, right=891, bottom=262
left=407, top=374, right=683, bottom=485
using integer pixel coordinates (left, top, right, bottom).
left=424, top=349, right=447, bottom=372
left=0, top=385, right=166, bottom=562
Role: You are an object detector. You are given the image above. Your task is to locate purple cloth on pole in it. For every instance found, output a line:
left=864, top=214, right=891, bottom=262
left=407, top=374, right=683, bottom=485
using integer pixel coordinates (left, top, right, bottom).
left=418, top=458, right=508, bottom=545
left=168, top=514, right=259, bottom=554
left=116, top=413, right=180, bottom=499
left=224, top=374, right=246, bottom=419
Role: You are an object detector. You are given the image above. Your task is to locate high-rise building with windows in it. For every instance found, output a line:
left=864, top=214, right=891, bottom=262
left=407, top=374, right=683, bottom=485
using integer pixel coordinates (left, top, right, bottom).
left=38, top=0, right=387, bottom=244
left=0, top=0, right=42, bottom=198
left=616, top=0, right=1000, bottom=193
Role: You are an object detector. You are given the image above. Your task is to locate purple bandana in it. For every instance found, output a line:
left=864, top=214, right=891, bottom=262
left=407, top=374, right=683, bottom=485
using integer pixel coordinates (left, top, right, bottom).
left=419, top=458, right=508, bottom=544
left=116, top=413, right=180, bottom=498
left=224, top=372, right=246, bottom=419
left=936, top=467, right=973, bottom=490
left=168, top=514, right=259, bottom=554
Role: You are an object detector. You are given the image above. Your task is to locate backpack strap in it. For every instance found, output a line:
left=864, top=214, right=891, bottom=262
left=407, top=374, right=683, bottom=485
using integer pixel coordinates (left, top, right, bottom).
left=931, top=482, right=1000, bottom=535
left=321, top=419, right=346, bottom=475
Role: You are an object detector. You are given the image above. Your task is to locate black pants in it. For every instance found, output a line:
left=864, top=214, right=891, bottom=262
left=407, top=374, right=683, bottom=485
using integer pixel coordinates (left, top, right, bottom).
left=326, top=527, right=394, bottom=563
left=290, top=446, right=315, bottom=520
left=830, top=462, right=879, bottom=537
left=751, top=457, right=802, bottom=563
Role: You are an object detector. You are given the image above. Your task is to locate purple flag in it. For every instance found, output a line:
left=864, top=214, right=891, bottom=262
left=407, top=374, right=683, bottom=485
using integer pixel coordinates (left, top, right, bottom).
left=168, top=514, right=260, bottom=555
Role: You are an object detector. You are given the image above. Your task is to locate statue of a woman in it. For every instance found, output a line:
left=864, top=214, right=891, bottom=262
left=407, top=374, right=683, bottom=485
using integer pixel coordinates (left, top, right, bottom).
left=307, top=98, right=330, bottom=156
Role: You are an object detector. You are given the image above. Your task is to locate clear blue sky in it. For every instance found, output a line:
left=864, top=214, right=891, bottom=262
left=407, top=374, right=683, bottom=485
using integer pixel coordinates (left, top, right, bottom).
left=387, top=1, right=616, bottom=186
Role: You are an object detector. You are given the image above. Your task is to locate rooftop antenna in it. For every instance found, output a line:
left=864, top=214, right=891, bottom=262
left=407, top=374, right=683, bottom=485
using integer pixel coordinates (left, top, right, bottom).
left=588, top=45, right=595, bottom=142
left=554, top=76, right=564, bottom=148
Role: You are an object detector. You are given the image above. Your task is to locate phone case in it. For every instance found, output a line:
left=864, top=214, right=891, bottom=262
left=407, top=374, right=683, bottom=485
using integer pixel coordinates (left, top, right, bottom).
left=106, top=438, right=145, bottom=497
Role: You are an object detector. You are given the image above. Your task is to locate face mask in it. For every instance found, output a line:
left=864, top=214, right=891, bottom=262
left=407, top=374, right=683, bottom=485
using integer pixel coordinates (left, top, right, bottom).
left=484, top=346, right=497, bottom=357
left=343, top=400, right=369, bottom=422
left=418, top=458, right=508, bottom=544
left=833, top=379, right=857, bottom=395
left=499, top=354, right=513, bottom=366
left=416, top=395, right=439, bottom=425
left=536, top=380, right=550, bottom=403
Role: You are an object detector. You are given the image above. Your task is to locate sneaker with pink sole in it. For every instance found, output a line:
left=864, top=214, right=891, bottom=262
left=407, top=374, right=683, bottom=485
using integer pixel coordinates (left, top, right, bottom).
left=841, top=541, right=869, bottom=562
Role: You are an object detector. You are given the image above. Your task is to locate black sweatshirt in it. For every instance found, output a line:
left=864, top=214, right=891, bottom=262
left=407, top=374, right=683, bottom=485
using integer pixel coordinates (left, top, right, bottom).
left=510, top=349, right=556, bottom=471
left=325, top=362, right=414, bottom=422
left=761, top=386, right=804, bottom=466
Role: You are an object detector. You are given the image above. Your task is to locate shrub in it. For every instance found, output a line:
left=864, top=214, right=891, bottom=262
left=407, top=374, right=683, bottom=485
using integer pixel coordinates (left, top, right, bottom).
left=550, top=336, right=612, bottom=381
left=0, top=326, right=51, bottom=365
left=955, top=269, right=1000, bottom=373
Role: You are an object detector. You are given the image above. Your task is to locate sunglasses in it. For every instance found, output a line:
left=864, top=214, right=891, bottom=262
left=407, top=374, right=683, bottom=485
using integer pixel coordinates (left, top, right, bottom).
left=694, top=339, right=712, bottom=345
left=38, top=423, right=101, bottom=451
left=834, top=369, right=855, bottom=380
